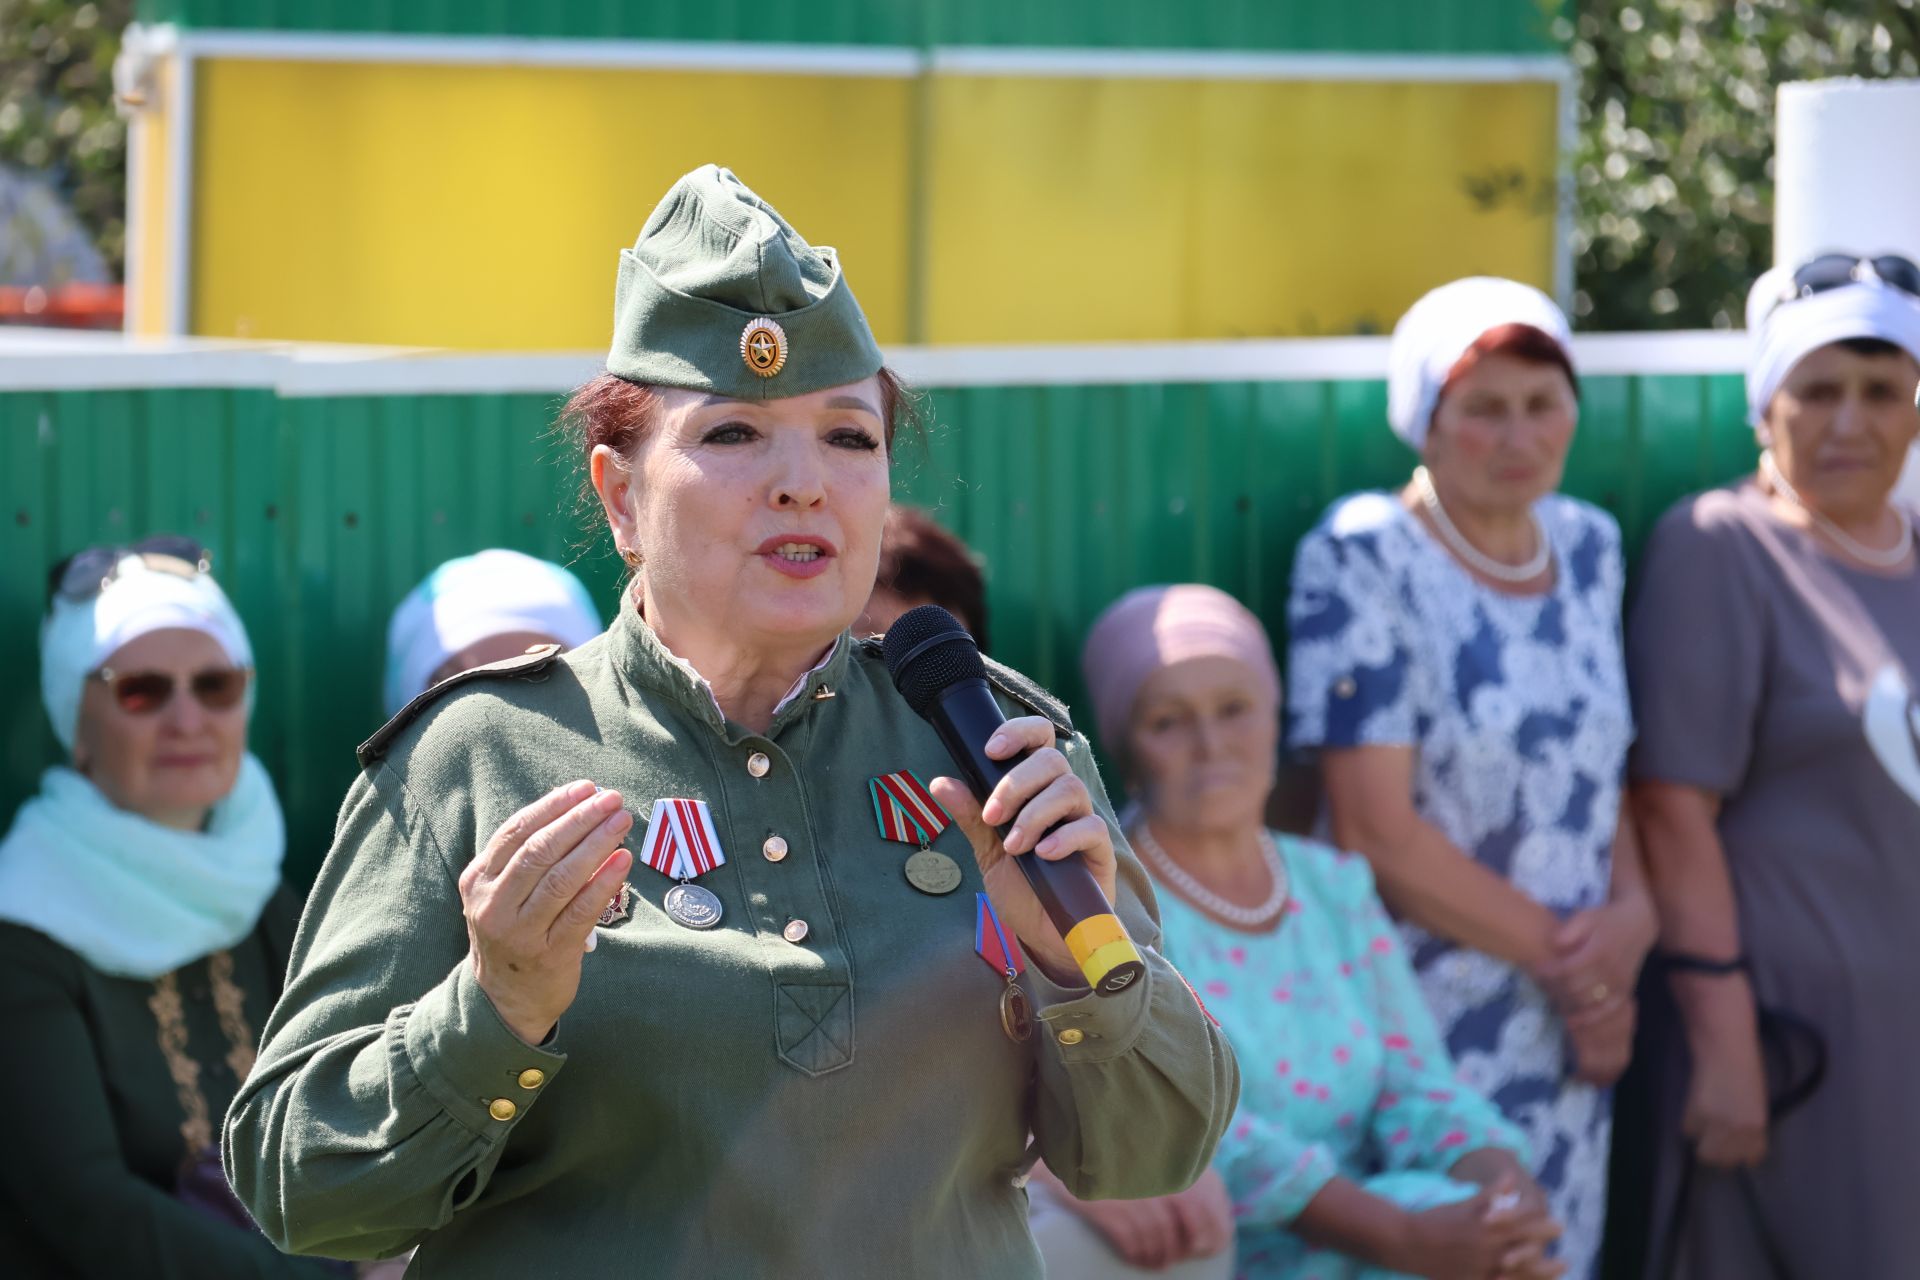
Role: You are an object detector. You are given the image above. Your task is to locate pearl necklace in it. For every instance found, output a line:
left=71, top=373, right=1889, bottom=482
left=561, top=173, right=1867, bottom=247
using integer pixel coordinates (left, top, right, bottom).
left=1130, top=822, right=1290, bottom=929
left=1760, top=450, right=1913, bottom=570
left=1412, top=466, right=1553, bottom=583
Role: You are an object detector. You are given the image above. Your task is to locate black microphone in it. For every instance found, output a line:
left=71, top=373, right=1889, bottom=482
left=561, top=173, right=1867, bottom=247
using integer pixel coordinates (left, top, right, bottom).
left=884, top=606, right=1145, bottom=996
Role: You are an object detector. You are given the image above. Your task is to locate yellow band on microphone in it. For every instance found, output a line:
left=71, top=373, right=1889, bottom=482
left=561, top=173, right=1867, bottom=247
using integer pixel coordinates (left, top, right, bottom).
left=1081, top=939, right=1145, bottom=989
left=1064, top=913, right=1141, bottom=988
left=1064, top=913, right=1127, bottom=963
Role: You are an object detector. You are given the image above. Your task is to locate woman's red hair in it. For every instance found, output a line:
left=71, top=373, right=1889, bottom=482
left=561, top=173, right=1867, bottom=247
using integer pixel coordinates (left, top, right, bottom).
left=1439, top=323, right=1579, bottom=403
left=554, top=369, right=922, bottom=555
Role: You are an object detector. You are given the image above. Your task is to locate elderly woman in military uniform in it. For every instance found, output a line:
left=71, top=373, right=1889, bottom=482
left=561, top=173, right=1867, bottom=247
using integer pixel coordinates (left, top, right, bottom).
left=223, top=166, right=1236, bottom=1279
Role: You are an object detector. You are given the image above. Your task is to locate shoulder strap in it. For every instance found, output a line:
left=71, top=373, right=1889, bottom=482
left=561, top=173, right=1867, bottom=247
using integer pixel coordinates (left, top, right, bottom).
left=854, top=638, right=1075, bottom=737
left=982, top=656, right=1075, bottom=737
left=356, top=644, right=564, bottom=769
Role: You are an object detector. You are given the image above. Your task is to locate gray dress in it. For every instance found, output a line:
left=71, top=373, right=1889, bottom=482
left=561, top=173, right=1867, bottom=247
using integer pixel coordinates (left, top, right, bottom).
left=1627, top=482, right=1920, bottom=1279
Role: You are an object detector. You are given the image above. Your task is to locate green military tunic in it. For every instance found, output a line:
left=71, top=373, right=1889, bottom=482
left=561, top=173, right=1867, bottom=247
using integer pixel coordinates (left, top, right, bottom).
left=224, top=598, right=1238, bottom=1278
left=0, top=889, right=341, bottom=1278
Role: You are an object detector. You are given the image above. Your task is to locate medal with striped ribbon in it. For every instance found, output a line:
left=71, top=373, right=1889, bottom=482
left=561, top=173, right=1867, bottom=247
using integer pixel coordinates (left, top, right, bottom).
left=975, top=893, right=1032, bottom=1042
left=637, top=797, right=728, bottom=929
left=869, top=771, right=963, bottom=895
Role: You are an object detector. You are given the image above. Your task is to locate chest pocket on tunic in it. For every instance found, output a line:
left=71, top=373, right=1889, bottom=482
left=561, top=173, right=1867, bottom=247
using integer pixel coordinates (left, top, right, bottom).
left=775, top=979, right=853, bottom=1076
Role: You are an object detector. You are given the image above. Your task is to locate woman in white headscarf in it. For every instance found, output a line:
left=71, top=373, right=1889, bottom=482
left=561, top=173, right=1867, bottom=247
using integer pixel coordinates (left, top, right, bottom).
left=1628, top=254, right=1920, bottom=1279
left=1286, top=279, right=1650, bottom=1280
left=383, top=549, right=603, bottom=719
left=0, top=537, right=339, bottom=1278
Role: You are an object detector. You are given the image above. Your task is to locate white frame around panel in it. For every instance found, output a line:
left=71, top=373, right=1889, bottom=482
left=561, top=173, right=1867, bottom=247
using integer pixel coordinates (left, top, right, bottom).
left=0, top=332, right=1748, bottom=395
left=167, top=51, right=196, bottom=338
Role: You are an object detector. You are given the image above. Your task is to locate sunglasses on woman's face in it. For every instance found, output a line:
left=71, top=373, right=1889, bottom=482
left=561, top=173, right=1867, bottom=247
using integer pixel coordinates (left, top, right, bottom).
left=48, top=535, right=212, bottom=604
left=1775, top=253, right=1920, bottom=308
left=91, top=666, right=251, bottom=716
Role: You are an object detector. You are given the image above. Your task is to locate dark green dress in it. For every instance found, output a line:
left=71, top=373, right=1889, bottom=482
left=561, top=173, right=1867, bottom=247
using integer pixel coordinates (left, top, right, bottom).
left=0, top=886, right=339, bottom=1278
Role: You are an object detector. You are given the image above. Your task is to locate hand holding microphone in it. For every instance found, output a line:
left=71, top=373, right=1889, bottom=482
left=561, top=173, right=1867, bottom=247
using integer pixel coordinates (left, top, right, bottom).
left=886, top=606, right=1146, bottom=995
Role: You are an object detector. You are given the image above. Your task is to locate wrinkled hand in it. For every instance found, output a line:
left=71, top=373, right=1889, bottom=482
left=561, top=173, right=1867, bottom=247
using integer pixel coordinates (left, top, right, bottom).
left=930, top=717, right=1117, bottom=987
left=1538, top=897, right=1656, bottom=1017
left=1446, top=1147, right=1546, bottom=1218
left=1685, top=1014, right=1770, bottom=1168
left=1164, top=1167, right=1235, bottom=1260
left=461, top=780, right=633, bottom=1045
left=1563, top=992, right=1638, bottom=1086
left=1061, top=1169, right=1232, bottom=1269
left=1445, top=1151, right=1563, bottom=1278
left=1392, top=1174, right=1563, bottom=1280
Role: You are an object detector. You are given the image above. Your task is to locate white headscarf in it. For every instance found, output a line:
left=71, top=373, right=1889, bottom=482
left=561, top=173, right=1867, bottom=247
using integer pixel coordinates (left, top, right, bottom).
left=1387, top=276, right=1574, bottom=451
left=1745, top=264, right=1920, bottom=428
left=384, top=549, right=603, bottom=716
left=39, top=553, right=253, bottom=752
left=7, top=552, right=281, bottom=977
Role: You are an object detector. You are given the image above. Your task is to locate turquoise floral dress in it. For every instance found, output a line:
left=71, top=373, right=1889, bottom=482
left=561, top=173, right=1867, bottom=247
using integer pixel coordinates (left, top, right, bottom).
left=1158, top=835, right=1528, bottom=1280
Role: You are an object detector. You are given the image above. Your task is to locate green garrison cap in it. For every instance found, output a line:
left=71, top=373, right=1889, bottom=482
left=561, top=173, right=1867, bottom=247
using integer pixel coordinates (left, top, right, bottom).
left=608, top=164, right=885, bottom=400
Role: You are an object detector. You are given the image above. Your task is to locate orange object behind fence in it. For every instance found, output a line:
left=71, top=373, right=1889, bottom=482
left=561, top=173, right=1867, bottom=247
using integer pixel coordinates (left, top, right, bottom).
left=0, top=284, right=124, bottom=330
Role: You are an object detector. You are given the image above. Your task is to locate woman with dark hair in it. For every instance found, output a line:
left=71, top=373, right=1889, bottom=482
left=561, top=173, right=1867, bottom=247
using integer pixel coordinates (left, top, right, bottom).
left=1286, top=279, right=1650, bottom=1280
left=856, top=504, right=991, bottom=649
left=223, top=165, right=1234, bottom=1279
left=1629, top=254, right=1920, bottom=1278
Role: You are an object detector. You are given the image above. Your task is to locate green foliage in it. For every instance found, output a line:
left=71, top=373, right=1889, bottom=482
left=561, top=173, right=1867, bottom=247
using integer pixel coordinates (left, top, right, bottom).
left=1565, top=0, right=1920, bottom=331
left=0, top=0, right=134, bottom=279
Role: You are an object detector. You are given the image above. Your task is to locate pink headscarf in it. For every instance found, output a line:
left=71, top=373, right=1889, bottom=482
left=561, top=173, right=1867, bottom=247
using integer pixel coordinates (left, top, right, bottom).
left=1080, top=584, right=1281, bottom=754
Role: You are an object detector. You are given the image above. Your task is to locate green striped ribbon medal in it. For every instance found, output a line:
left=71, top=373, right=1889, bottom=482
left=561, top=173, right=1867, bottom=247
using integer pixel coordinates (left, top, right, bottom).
left=869, top=770, right=962, bottom=896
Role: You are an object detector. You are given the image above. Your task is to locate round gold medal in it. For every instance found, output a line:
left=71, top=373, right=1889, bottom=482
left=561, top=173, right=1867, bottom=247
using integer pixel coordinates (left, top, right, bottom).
left=740, top=318, right=788, bottom=377
left=999, top=983, right=1034, bottom=1042
left=904, top=848, right=962, bottom=895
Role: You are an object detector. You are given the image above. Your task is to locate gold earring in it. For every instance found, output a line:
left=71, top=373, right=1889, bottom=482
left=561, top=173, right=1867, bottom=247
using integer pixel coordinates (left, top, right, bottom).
left=620, top=547, right=641, bottom=570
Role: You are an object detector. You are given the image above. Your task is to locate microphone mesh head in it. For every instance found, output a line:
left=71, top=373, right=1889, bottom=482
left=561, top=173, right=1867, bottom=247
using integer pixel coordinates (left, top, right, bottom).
left=883, top=604, right=986, bottom=717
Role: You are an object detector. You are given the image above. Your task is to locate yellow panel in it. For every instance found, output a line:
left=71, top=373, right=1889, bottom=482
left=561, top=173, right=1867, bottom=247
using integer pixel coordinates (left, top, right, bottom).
left=924, top=77, right=1559, bottom=342
left=190, top=60, right=913, bottom=348
left=126, top=56, right=177, bottom=337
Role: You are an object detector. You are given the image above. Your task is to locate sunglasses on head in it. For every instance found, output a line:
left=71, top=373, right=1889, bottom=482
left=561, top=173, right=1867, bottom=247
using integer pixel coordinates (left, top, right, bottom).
left=48, top=535, right=212, bottom=605
left=1773, top=253, right=1920, bottom=311
left=90, top=665, right=251, bottom=716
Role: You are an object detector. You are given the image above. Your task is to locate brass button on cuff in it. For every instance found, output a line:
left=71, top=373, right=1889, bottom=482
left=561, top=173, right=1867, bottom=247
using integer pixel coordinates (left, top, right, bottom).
left=488, top=1098, right=518, bottom=1122
left=747, top=752, right=771, bottom=778
left=763, top=835, right=789, bottom=862
left=782, top=919, right=810, bottom=944
left=1055, top=1028, right=1085, bottom=1047
left=517, top=1068, right=545, bottom=1090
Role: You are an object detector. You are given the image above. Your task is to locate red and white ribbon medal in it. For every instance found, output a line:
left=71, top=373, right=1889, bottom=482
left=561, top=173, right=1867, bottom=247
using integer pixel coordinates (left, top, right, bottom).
left=638, top=798, right=727, bottom=929
left=975, top=892, right=1033, bottom=1042
left=869, top=771, right=963, bottom=896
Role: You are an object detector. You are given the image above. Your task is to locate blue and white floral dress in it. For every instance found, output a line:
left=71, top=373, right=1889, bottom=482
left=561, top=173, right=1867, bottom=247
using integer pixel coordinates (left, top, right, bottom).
left=1284, top=492, right=1633, bottom=1280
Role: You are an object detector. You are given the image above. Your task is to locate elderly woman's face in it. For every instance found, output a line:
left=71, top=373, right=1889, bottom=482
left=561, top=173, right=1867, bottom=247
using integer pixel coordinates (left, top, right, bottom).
left=1765, top=343, right=1920, bottom=518
left=1425, top=353, right=1577, bottom=511
left=1126, top=656, right=1277, bottom=835
left=599, top=378, right=891, bottom=653
left=75, top=627, right=248, bottom=831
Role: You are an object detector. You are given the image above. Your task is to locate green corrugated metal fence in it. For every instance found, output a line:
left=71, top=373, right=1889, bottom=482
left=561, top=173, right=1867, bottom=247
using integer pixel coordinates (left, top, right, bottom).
left=131, top=0, right=1561, bottom=53
left=0, top=350, right=1751, bottom=886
